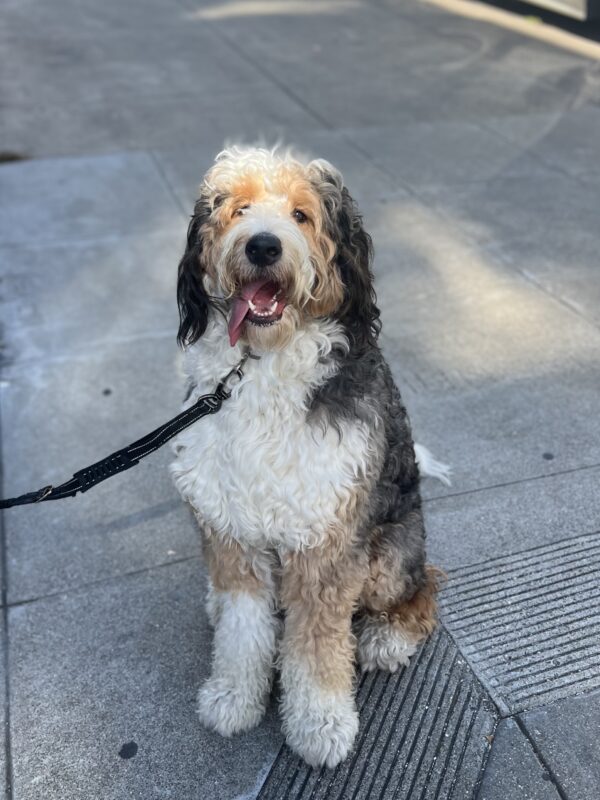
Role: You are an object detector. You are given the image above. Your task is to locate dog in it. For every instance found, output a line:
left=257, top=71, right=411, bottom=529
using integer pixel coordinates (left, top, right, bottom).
left=170, top=146, right=449, bottom=768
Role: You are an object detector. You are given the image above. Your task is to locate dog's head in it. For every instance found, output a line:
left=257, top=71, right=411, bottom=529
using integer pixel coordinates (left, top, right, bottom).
left=177, top=146, right=380, bottom=352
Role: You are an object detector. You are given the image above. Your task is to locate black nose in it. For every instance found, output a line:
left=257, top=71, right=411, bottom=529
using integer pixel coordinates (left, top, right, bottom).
left=245, top=233, right=282, bottom=267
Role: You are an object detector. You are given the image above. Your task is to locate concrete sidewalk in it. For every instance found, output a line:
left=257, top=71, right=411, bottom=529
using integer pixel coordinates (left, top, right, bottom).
left=1, top=0, right=600, bottom=797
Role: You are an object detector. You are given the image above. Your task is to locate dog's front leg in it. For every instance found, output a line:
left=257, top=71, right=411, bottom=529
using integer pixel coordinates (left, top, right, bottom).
left=197, top=532, right=278, bottom=736
left=279, top=542, right=366, bottom=768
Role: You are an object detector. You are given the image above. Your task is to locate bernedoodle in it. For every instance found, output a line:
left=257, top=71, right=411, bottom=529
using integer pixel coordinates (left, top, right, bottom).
left=170, top=146, right=449, bottom=768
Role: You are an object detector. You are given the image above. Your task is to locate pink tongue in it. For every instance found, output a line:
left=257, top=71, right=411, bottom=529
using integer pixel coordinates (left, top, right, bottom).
left=228, top=279, right=273, bottom=347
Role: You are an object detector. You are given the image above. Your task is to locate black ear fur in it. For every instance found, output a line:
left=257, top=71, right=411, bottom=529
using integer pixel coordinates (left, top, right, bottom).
left=335, top=185, right=380, bottom=348
left=176, top=198, right=213, bottom=347
left=314, top=164, right=380, bottom=348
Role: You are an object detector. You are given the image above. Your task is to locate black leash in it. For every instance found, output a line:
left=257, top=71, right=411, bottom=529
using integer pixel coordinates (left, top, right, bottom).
left=0, top=354, right=249, bottom=510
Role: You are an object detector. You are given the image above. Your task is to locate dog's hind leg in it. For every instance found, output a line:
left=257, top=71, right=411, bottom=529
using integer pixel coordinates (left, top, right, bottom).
left=197, top=531, right=279, bottom=737
left=357, top=512, right=443, bottom=672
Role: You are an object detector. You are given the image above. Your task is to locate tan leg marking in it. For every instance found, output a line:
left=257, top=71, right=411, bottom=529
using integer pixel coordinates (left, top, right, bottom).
left=203, top=531, right=264, bottom=594
left=385, top=565, right=446, bottom=641
left=357, top=565, right=445, bottom=673
left=281, top=544, right=367, bottom=693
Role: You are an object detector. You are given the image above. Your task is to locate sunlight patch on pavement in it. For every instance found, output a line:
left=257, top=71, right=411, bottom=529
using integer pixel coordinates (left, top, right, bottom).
left=188, top=0, right=362, bottom=21
left=376, top=200, right=598, bottom=382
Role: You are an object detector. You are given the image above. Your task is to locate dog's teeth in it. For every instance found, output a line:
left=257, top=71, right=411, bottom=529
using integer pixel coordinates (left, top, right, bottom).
left=249, top=301, right=277, bottom=318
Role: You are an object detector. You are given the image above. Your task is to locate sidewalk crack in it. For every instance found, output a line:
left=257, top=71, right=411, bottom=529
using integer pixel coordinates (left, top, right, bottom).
left=515, top=716, right=569, bottom=800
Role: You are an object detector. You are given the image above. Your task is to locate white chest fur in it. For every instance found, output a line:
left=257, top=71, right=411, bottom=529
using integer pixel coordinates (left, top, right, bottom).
left=170, top=319, right=373, bottom=551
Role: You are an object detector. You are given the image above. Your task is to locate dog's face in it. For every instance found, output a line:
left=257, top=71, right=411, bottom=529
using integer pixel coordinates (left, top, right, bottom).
left=177, top=147, right=379, bottom=352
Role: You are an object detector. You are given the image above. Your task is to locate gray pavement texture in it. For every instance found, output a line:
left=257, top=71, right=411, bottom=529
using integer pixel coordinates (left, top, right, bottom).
left=1, top=0, right=599, bottom=798
left=259, top=629, right=497, bottom=800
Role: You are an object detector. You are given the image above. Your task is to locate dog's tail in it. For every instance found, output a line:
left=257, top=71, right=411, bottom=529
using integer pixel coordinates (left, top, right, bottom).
left=414, top=443, right=452, bottom=487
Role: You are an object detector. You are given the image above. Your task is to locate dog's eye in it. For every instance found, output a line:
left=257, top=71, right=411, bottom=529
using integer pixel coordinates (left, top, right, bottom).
left=234, top=205, right=249, bottom=217
left=292, top=209, right=308, bottom=224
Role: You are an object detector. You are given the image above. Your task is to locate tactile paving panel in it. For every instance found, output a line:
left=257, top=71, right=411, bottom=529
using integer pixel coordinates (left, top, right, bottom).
left=258, top=629, right=496, bottom=800
left=441, top=531, right=600, bottom=715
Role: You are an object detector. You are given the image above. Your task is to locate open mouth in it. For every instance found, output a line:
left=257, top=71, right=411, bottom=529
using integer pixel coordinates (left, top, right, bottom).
left=228, top=279, right=287, bottom=346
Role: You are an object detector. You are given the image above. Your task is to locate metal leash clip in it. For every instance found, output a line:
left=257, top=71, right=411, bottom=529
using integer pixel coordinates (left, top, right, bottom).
left=215, top=351, right=250, bottom=399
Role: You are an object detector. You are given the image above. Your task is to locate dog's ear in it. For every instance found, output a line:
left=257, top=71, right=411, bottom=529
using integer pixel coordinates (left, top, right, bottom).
left=177, top=196, right=213, bottom=347
left=335, top=184, right=380, bottom=348
left=309, top=160, right=380, bottom=348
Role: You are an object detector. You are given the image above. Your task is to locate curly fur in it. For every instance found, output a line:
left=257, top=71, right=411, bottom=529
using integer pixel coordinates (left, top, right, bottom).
left=171, top=146, right=444, bottom=768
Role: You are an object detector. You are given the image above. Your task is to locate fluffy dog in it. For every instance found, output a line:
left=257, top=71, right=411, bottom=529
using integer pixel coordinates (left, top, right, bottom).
left=170, top=146, right=448, bottom=768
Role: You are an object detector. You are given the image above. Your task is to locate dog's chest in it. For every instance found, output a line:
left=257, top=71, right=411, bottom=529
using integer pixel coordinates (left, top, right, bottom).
left=171, top=347, right=371, bottom=551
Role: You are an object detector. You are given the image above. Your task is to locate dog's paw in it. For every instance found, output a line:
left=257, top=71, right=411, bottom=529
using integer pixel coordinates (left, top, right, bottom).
left=357, top=616, right=417, bottom=673
left=283, top=695, right=358, bottom=768
left=197, top=677, right=266, bottom=737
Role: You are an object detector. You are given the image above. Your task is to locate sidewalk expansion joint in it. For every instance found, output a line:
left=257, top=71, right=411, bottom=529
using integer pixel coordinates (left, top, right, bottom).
left=3, top=553, right=202, bottom=613
left=423, top=461, right=600, bottom=503
left=514, top=716, right=569, bottom=800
